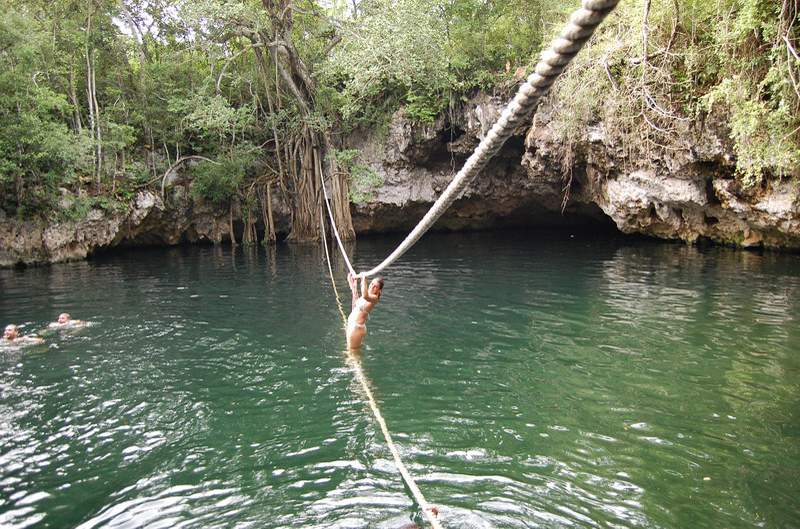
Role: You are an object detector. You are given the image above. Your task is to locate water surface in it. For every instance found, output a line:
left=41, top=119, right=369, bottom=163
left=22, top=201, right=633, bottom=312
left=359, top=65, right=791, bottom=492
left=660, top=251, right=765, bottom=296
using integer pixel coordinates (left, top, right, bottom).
left=1, top=231, right=799, bottom=527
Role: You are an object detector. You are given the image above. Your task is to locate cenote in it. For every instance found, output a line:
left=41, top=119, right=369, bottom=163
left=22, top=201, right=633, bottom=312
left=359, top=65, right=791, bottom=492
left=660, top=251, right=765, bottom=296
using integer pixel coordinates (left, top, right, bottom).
left=1, top=230, right=799, bottom=528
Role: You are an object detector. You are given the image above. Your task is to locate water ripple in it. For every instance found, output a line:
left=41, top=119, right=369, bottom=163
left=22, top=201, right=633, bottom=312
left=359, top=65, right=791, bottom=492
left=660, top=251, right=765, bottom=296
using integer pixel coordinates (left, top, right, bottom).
left=1, top=235, right=799, bottom=527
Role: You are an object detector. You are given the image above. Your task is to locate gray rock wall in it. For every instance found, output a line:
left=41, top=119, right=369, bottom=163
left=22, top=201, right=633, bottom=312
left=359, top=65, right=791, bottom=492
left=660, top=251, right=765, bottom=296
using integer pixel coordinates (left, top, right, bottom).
left=350, top=93, right=799, bottom=248
left=2, top=92, right=798, bottom=267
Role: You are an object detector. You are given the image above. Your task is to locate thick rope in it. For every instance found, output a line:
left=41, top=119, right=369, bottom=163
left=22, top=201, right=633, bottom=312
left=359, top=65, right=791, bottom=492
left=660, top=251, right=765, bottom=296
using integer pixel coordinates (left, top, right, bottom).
left=320, top=175, right=357, bottom=277
left=317, top=2, right=620, bottom=525
left=320, top=205, right=444, bottom=528
left=320, top=208, right=349, bottom=324
left=357, top=0, right=620, bottom=278
left=348, top=354, right=443, bottom=529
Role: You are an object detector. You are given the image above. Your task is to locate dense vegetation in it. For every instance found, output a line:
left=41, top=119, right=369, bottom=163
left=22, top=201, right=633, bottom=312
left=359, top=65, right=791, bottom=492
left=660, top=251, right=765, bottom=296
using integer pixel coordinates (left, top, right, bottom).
left=550, top=0, right=799, bottom=187
left=0, top=0, right=797, bottom=240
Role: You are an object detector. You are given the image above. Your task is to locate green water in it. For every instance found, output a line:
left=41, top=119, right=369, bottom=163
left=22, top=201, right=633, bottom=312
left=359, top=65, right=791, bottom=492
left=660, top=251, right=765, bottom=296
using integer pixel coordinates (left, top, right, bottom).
left=1, top=231, right=798, bottom=528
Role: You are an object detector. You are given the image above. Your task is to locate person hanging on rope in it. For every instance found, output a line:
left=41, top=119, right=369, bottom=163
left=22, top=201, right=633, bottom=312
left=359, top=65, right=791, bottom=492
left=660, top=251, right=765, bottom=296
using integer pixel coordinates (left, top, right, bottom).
left=346, top=273, right=384, bottom=350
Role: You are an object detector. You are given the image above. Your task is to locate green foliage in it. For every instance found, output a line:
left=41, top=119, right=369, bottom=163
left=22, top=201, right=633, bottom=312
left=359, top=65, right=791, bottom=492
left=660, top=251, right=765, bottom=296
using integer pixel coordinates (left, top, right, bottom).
left=103, top=122, right=137, bottom=155
left=125, top=163, right=153, bottom=187
left=320, top=0, right=552, bottom=128
left=405, top=90, right=444, bottom=125
left=190, top=161, right=242, bottom=204
left=56, top=194, right=126, bottom=222
left=330, top=149, right=383, bottom=203
left=57, top=196, right=96, bottom=222
left=443, top=0, right=554, bottom=78
left=1, top=0, right=796, bottom=226
left=703, top=79, right=800, bottom=186
left=189, top=147, right=256, bottom=204
left=170, top=94, right=255, bottom=150
left=0, top=6, right=88, bottom=216
left=547, top=0, right=799, bottom=185
left=320, top=0, right=452, bottom=124
left=697, top=0, right=800, bottom=185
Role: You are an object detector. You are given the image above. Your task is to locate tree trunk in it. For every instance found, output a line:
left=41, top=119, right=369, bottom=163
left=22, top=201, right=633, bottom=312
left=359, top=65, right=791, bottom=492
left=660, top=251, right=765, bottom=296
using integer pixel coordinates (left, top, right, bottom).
left=284, top=127, right=321, bottom=241
left=261, top=183, right=277, bottom=243
left=229, top=206, right=237, bottom=245
left=68, top=63, right=82, bottom=133
left=85, top=1, right=103, bottom=189
left=322, top=131, right=355, bottom=240
left=256, top=0, right=354, bottom=242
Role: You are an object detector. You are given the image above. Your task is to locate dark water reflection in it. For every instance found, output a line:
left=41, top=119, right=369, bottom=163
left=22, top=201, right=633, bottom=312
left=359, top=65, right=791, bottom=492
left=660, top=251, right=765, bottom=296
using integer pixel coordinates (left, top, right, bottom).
left=1, top=232, right=798, bottom=527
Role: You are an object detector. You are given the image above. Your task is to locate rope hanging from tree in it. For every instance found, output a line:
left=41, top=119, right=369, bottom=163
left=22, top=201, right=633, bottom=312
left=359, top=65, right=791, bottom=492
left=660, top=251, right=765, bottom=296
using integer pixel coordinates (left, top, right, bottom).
left=321, top=176, right=357, bottom=278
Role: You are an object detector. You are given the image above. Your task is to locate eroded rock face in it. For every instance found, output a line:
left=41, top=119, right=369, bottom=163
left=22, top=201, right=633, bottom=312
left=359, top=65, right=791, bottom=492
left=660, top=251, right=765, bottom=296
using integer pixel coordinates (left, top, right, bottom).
left=2, top=92, right=798, bottom=267
left=349, top=97, right=609, bottom=235
left=557, top=113, right=799, bottom=248
left=1, top=191, right=232, bottom=267
left=515, top=98, right=800, bottom=249
left=591, top=171, right=800, bottom=247
left=357, top=92, right=775, bottom=245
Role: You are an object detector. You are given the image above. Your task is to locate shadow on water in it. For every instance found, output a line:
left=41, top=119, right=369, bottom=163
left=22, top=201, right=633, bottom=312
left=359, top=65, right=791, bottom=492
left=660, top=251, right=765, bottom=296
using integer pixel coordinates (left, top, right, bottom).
left=1, top=229, right=799, bottom=527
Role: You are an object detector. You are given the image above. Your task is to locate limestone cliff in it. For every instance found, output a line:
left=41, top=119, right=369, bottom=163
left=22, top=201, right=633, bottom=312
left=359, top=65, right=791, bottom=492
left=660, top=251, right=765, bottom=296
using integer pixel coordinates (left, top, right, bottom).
left=350, top=93, right=799, bottom=248
left=1, top=93, right=798, bottom=268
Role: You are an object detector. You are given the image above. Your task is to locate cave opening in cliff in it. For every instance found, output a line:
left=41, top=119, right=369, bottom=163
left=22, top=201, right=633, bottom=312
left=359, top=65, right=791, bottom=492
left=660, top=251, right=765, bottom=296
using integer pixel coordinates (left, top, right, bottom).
left=705, top=177, right=721, bottom=207
left=416, top=124, right=468, bottom=170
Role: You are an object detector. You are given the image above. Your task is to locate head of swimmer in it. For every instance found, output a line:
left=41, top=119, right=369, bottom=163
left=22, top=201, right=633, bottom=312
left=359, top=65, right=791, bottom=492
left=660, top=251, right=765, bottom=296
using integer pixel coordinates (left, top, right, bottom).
left=3, top=324, right=19, bottom=341
left=57, top=313, right=71, bottom=324
left=368, top=278, right=384, bottom=296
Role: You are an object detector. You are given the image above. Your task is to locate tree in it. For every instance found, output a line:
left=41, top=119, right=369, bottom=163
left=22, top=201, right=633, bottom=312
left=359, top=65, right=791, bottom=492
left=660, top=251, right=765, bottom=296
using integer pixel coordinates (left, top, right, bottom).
left=180, top=0, right=354, bottom=242
left=0, top=6, right=88, bottom=216
left=1, top=0, right=797, bottom=231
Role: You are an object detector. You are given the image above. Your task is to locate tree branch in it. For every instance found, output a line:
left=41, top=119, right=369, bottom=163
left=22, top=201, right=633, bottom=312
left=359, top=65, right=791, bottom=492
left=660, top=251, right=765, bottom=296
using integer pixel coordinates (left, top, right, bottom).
left=604, top=60, right=619, bottom=90
left=133, top=155, right=220, bottom=197
left=217, top=43, right=266, bottom=93
left=785, top=36, right=800, bottom=101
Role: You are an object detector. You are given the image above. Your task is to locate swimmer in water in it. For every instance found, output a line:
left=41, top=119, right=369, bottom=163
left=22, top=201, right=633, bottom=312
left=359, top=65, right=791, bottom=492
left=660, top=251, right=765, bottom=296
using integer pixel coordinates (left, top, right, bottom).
left=3, top=324, right=44, bottom=345
left=346, top=273, right=384, bottom=350
left=49, top=313, right=83, bottom=328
